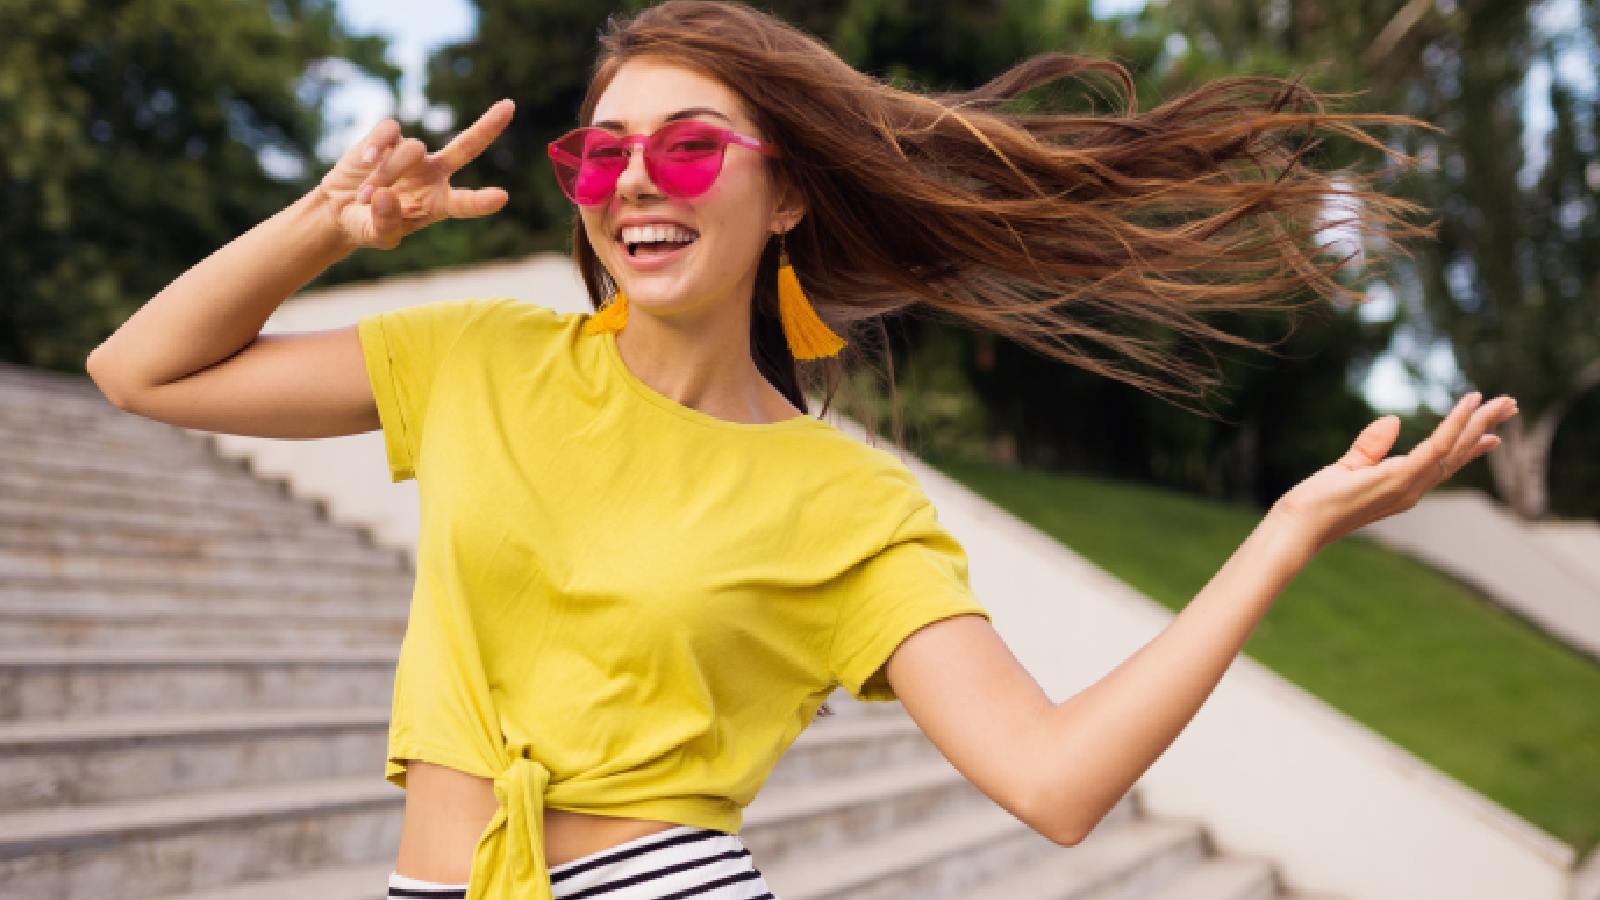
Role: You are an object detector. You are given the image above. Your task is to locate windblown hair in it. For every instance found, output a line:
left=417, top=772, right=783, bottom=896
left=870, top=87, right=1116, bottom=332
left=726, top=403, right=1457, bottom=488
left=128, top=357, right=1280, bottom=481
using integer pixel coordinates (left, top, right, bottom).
left=568, top=0, right=1435, bottom=434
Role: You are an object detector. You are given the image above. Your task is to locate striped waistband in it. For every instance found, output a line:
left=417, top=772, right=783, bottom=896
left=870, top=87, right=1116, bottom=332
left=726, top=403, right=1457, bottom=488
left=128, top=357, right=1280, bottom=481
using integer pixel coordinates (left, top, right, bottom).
left=388, top=824, right=777, bottom=899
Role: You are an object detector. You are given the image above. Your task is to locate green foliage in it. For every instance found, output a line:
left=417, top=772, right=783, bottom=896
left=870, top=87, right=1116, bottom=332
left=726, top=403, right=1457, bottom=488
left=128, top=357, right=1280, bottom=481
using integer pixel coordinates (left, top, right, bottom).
left=1155, top=0, right=1600, bottom=517
left=949, top=300, right=1403, bottom=508
left=0, top=0, right=397, bottom=371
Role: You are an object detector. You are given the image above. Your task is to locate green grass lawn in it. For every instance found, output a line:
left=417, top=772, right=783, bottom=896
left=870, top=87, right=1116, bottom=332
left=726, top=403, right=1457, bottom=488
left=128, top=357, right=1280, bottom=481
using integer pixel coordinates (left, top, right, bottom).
left=926, top=453, right=1600, bottom=859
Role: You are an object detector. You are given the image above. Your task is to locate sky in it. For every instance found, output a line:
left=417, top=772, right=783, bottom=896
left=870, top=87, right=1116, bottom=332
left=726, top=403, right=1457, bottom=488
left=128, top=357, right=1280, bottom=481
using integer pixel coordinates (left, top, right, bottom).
left=319, top=0, right=478, bottom=162
left=319, top=0, right=1584, bottom=416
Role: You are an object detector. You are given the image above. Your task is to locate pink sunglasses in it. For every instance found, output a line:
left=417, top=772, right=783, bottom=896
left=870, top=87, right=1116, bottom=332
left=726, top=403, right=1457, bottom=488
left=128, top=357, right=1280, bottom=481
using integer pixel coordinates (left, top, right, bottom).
left=547, top=119, right=779, bottom=206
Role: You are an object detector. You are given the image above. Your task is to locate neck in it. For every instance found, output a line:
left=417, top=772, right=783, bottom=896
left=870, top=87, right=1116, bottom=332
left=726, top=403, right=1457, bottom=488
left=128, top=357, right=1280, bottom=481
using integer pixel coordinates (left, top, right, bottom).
left=613, top=300, right=796, bottom=425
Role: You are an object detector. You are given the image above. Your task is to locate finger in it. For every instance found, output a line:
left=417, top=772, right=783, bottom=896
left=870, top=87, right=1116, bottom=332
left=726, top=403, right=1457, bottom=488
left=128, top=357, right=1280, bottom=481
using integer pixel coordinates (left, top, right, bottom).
left=446, top=186, right=510, bottom=219
left=372, top=187, right=403, bottom=246
left=1336, top=415, right=1401, bottom=469
left=359, top=137, right=427, bottom=202
left=347, top=118, right=400, bottom=169
left=434, top=99, right=516, bottom=174
left=1442, top=395, right=1516, bottom=471
left=1407, top=391, right=1482, bottom=477
left=371, top=184, right=403, bottom=232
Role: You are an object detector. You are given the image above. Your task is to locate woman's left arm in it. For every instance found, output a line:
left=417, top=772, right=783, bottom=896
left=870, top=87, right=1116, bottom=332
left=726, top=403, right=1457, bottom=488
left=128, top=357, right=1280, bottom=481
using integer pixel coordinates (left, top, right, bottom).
left=888, top=391, right=1518, bottom=846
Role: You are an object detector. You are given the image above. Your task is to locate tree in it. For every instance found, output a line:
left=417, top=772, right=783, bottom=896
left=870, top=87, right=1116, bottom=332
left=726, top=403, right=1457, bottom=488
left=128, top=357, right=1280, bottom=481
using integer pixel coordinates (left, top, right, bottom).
left=0, top=0, right=397, bottom=372
left=1156, top=0, right=1600, bottom=519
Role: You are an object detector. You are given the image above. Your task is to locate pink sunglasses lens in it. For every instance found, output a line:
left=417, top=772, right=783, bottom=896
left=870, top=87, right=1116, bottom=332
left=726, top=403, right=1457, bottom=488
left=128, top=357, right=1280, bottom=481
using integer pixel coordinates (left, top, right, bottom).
left=648, top=122, right=726, bottom=198
left=572, top=165, right=618, bottom=205
left=548, top=130, right=623, bottom=205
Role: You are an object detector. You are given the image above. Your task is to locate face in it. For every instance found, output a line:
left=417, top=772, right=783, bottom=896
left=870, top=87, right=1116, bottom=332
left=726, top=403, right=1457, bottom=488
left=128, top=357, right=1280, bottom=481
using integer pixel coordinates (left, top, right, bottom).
left=581, top=58, right=803, bottom=323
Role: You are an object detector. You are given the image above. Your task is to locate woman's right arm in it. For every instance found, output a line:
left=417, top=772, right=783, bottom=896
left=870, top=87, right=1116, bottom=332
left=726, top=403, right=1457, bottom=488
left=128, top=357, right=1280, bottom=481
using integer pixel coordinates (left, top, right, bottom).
left=85, top=101, right=515, bottom=439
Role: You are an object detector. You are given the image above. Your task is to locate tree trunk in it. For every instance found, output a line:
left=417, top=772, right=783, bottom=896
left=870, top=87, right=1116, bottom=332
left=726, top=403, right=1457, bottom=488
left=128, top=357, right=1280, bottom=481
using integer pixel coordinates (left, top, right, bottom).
left=1482, top=362, right=1600, bottom=521
left=1486, top=407, right=1561, bottom=520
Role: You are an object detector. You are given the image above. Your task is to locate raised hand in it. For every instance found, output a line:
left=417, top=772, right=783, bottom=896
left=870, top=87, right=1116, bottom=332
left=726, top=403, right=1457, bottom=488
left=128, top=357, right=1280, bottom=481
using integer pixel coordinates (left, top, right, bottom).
left=1272, top=392, right=1521, bottom=555
left=318, top=100, right=516, bottom=250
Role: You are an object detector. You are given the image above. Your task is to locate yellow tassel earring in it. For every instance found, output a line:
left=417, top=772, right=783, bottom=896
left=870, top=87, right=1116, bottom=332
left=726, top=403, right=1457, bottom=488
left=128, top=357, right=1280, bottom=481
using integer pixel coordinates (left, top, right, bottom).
left=776, top=231, right=846, bottom=360
left=582, top=285, right=629, bottom=336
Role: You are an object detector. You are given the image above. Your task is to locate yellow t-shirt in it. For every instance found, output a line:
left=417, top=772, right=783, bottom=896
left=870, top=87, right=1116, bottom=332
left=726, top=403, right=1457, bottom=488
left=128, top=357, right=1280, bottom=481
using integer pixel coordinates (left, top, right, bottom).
left=355, top=297, right=991, bottom=900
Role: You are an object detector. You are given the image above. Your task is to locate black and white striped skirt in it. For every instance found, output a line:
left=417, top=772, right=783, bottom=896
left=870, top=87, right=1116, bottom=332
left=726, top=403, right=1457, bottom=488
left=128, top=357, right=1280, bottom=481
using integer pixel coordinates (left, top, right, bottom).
left=386, top=824, right=777, bottom=899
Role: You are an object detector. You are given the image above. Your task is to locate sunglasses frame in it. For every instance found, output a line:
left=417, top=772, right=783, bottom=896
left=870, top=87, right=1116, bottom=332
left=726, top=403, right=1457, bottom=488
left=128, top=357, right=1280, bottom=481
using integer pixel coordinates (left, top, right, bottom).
left=547, top=119, right=780, bottom=206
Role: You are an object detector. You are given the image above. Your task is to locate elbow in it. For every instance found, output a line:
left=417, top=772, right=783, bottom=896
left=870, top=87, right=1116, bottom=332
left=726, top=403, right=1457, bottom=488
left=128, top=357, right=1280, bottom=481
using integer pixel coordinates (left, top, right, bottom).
left=85, top=346, right=133, bottom=410
left=1018, top=778, right=1089, bottom=848
left=1046, top=819, right=1087, bottom=849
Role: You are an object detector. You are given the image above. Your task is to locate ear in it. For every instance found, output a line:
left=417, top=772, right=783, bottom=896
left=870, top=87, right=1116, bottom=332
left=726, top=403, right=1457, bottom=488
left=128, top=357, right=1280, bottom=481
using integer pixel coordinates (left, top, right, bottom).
left=770, top=179, right=807, bottom=234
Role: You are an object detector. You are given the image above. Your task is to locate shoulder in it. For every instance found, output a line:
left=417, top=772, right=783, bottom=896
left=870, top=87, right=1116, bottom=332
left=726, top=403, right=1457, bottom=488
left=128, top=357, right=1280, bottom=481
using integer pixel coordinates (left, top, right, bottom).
left=434, top=297, right=586, bottom=352
left=793, top=432, right=935, bottom=539
left=457, top=297, right=577, bottom=330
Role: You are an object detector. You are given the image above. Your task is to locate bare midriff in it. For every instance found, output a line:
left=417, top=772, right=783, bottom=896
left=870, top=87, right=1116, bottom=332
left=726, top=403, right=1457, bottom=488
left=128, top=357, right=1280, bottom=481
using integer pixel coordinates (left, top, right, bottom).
left=392, top=760, right=683, bottom=883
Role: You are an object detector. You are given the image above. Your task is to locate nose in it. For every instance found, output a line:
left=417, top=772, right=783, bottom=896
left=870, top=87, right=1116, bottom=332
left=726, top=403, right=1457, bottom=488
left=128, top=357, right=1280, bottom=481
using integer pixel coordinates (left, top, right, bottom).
left=613, top=141, right=660, bottom=201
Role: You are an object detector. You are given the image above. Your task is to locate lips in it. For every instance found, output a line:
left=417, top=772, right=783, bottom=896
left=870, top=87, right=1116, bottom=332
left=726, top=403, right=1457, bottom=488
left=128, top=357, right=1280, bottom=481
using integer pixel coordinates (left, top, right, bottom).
left=612, top=218, right=699, bottom=241
left=617, top=236, right=696, bottom=271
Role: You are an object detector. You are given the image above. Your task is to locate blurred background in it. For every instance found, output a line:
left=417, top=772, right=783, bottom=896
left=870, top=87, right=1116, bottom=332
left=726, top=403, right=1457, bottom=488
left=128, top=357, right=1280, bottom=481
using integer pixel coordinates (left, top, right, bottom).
left=8, top=0, right=1599, bottom=520
left=2, top=1, right=1597, bottom=898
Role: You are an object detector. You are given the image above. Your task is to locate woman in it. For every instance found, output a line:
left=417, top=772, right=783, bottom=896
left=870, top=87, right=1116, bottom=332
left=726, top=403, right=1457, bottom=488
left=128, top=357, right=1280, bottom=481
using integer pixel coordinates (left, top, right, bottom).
left=85, top=2, right=1519, bottom=899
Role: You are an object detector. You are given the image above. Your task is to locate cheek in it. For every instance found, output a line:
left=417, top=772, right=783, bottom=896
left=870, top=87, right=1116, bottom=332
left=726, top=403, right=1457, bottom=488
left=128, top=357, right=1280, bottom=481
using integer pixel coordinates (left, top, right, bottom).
left=580, top=215, right=609, bottom=251
left=694, top=175, right=773, bottom=243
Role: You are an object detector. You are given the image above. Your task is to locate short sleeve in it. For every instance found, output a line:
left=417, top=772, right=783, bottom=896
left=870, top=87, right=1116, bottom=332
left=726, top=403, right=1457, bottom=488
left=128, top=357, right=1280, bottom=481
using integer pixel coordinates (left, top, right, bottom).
left=356, top=298, right=485, bottom=482
left=827, top=499, right=992, bottom=702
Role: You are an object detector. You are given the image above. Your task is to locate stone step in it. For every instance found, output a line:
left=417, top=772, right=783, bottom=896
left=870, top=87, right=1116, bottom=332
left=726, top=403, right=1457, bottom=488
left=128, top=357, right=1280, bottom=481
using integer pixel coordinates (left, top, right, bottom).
left=0, top=451, right=298, bottom=505
left=0, top=704, right=390, bottom=810
left=0, top=378, right=147, bottom=416
left=0, top=594, right=407, bottom=648
left=0, top=415, right=226, bottom=467
left=0, top=498, right=374, bottom=549
left=766, top=709, right=947, bottom=787
left=0, top=545, right=414, bottom=594
left=1142, top=857, right=1279, bottom=900
left=0, top=394, right=222, bottom=448
left=0, top=363, right=107, bottom=397
left=0, top=515, right=373, bottom=558
left=148, top=860, right=394, bottom=900
left=0, top=705, right=391, bottom=811
left=0, top=774, right=401, bottom=900
left=759, top=793, right=1067, bottom=899
left=0, top=571, right=409, bottom=610
left=0, top=469, right=348, bottom=522
left=0, top=646, right=398, bottom=721
left=743, top=753, right=1042, bottom=875
left=0, top=525, right=408, bottom=576
left=942, top=813, right=1213, bottom=900
left=0, top=481, right=333, bottom=532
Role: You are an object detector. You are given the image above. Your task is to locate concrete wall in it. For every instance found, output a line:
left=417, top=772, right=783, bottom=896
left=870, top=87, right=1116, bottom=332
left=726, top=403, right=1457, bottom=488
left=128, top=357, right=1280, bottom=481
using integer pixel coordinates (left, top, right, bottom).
left=1360, top=491, right=1600, bottom=663
left=198, top=253, right=1591, bottom=900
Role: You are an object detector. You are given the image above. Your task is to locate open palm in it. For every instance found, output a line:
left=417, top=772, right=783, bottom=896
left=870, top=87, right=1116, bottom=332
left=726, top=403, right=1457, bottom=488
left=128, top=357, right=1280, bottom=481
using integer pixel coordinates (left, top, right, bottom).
left=1274, top=392, right=1520, bottom=556
left=318, top=100, right=515, bottom=250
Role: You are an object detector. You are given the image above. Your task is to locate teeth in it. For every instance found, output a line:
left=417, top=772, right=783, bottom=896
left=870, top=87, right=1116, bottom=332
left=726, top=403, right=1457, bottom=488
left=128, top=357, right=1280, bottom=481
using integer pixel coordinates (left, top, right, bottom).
left=619, top=224, right=698, bottom=244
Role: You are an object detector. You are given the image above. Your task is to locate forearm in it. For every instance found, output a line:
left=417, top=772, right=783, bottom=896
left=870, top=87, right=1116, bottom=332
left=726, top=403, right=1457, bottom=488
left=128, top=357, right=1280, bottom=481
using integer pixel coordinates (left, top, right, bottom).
left=87, top=187, right=355, bottom=400
left=1025, top=504, right=1316, bottom=844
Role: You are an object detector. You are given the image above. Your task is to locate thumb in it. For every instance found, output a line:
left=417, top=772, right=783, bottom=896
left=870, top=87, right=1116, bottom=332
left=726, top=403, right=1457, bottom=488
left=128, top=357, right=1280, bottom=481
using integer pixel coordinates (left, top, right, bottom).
left=1338, top=415, right=1401, bottom=469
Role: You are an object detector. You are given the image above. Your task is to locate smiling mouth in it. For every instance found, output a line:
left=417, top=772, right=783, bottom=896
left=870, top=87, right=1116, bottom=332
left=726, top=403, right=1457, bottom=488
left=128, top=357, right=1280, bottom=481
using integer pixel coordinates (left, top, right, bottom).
left=621, top=236, right=699, bottom=258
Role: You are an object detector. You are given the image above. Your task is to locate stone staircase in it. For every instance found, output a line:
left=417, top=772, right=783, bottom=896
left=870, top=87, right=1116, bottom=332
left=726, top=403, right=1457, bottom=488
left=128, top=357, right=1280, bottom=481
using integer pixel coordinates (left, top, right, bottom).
left=0, top=361, right=1336, bottom=900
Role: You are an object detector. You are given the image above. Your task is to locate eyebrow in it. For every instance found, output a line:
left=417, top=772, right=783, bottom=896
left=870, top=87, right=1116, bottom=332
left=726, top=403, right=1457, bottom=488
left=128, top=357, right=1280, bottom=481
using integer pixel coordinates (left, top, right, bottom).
left=591, top=106, right=735, bottom=132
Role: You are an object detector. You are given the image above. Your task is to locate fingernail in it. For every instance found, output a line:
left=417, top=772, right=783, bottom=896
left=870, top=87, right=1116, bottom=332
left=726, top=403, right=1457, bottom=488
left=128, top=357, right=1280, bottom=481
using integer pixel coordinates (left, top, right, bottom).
left=361, top=144, right=377, bottom=164
left=1468, top=391, right=1482, bottom=403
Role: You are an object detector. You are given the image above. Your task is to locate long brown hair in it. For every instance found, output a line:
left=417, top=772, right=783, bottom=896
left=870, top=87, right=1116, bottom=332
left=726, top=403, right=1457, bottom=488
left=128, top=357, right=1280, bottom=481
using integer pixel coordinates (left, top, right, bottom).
left=568, top=0, right=1435, bottom=442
